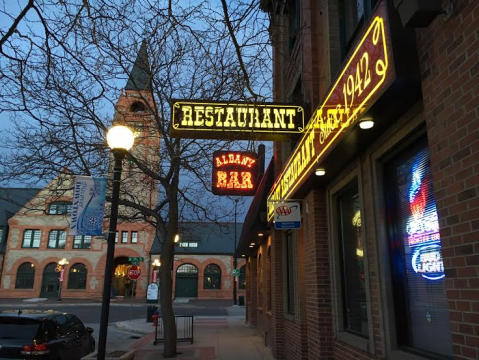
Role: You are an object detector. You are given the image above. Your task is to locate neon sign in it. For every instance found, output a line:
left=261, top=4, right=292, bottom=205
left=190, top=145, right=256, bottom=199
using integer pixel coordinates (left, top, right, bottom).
left=212, top=151, right=259, bottom=196
left=171, top=101, right=305, bottom=140
left=406, top=152, right=444, bottom=281
left=412, top=244, right=445, bottom=280
left=267, top=2, right=394, bottom=219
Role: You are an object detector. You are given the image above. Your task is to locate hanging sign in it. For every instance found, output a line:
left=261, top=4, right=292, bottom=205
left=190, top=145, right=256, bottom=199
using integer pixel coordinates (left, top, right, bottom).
left=70, top=176, right=107, bottom=235
left=171, top=100, right=304, bottom=140
left=274, top=202, right=301, bottom=230
left=212, top=151, right=260, bottom=196
left=267, top=2, right=395, bottom=220
left=147, top=283, right=159, bottom=302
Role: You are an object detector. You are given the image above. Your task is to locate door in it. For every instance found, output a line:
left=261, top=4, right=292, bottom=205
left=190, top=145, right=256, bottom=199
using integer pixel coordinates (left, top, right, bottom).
left=40, top=263, right=59, bottom=298
left=175, top=264, right=198, bottom=298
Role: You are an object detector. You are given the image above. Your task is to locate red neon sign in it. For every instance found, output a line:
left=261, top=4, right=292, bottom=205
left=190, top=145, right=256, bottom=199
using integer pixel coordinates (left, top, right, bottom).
left=212, top=151, right=259, bottom=196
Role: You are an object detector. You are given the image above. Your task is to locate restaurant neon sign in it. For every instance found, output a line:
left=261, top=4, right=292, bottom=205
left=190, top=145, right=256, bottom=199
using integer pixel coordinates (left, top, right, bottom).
left=267, top=3, right=394, bottom=219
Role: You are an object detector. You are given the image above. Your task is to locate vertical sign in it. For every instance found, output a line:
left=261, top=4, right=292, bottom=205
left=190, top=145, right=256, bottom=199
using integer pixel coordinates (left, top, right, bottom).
left=70, top=176, right=107, bottom=235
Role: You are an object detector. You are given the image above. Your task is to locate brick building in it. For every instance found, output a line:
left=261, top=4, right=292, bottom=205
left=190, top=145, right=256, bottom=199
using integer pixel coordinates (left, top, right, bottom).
left=151, top=222, right=246, bottom=301
left=0, top=42, right=159, bottom=300
left=238, top=1, right=478, bottom=360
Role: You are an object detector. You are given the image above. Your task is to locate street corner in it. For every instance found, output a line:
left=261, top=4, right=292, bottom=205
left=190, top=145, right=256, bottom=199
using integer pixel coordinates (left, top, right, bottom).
left=115, top=319, right=156, bottom=336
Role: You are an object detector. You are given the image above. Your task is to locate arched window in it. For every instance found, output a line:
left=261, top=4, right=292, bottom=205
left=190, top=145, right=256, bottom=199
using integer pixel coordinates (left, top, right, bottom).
left=177, top=264, right=198, bottom=274
left=67, top=263, right=87, bottom=289
left=203, top=264, right=221, bottom=289
left=15, top=262, right=35, bottom=289
left=130, top=101, right=146, bottom=113
left=239, top=265, right=246, bottom=289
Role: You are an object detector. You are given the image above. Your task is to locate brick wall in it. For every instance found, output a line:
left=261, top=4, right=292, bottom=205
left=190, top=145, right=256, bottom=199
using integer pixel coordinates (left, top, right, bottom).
left=416, top=2, right=479, bottom=359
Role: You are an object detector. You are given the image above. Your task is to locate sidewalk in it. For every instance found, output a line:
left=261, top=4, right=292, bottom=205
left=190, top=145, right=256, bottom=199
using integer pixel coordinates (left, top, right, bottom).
left=116, top=308, right=275, bottom=360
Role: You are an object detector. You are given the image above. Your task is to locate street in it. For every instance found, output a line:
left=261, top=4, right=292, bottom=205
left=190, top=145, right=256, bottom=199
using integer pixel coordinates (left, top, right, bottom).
left=0, top=299, right=235, bottom=351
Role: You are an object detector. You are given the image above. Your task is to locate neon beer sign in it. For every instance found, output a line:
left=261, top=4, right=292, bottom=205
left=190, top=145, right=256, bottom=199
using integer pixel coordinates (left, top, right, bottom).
left=212, top=151, right=259, bottom=196
left=171, top=100, right=305, bottom=140
left=267, top=2, right=394, bottom=219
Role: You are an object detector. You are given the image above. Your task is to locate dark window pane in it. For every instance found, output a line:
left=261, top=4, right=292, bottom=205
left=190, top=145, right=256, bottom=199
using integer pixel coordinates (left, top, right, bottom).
left=204, top=264, right=221, bottom=289
left=0, top=318, right=40, bottom=340
left=286, top=231, right=295, bottom=315
left=239, top=265, right=246, bottom=289
left=15, top=262, right=35, bottom=289
left=338, top=184, right=368, bottom=337
left=67, top=264, right=87, bottom=289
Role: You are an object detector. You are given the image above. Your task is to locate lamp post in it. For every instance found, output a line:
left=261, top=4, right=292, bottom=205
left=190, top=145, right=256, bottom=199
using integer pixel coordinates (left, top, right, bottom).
left=57, top=258, right=69, bottom=302
left=233, top=198, right=239, bottom=305
left=97, top=125, right=134, bottom=360
left=152, top=259, right=161, bottom=284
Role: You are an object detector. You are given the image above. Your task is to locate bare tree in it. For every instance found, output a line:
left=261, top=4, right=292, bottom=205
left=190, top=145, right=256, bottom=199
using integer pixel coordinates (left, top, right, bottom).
left=0, top=0, right=271, bottom=357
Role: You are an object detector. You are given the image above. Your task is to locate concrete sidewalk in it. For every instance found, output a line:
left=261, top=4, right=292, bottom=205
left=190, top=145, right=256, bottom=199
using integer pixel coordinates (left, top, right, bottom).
left=117, top=309, right=275, bottom=360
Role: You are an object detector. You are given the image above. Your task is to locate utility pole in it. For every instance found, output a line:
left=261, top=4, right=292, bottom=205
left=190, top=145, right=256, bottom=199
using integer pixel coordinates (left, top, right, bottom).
left=233, top=198, right=239, bottom=305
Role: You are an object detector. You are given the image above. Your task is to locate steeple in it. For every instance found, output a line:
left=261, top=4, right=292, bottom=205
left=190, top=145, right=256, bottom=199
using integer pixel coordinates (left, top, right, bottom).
left=125, top=40, right=152, bottom=91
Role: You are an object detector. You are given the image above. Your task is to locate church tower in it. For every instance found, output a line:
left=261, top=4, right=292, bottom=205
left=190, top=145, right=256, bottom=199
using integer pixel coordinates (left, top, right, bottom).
left=113, top=40, right=160, bottom=212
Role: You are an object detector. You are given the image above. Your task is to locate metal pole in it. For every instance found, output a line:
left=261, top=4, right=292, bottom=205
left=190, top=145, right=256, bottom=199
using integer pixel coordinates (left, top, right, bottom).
left=97, top=151, right=124, bottom=360
left=57, top=268, right=62, bottom=302
left=233, top=198, right=238, bottom=305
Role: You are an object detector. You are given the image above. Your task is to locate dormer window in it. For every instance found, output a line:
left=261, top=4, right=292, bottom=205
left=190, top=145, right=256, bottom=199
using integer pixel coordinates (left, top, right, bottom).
left=130, top=101, right=146, bottom=113
left=48, top=202, right=72, bottom=215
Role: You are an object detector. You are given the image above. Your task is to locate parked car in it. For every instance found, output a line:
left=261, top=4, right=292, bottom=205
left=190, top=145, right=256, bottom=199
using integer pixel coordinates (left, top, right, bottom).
left=0, top=310, right=95, bottom=360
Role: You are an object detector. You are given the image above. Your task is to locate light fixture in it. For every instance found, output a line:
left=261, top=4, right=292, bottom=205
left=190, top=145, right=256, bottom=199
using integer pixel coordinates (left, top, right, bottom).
left=359, top=117, right=374, bottom=129
left=174, top=234, right=180, bottom=243
left=241, top=255, right=245, bottom=257
left=249, top=244, right=254, bottom=248
left=258, top=232, right=264, bottom=237
left=58, top=258, right=69, bottom=266
left=152, top=259, right=161, bottom=267
left=315, top=167, right=326, bottom=176
left=107, top=125, right=135, bottom=151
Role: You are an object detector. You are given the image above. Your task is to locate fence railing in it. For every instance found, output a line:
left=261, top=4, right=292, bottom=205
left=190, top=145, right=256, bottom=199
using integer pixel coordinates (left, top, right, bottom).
left=154, top=315, right=194, bottom=345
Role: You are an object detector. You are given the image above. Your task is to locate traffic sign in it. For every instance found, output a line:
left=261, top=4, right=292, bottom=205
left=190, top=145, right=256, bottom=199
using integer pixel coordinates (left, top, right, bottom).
left=232, top=269, right=240, bottom=277
left=127, top=265, right=141, bottom=280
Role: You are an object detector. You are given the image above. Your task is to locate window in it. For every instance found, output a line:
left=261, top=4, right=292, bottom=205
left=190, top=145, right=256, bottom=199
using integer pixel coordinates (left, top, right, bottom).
left=73, top=235, right=91, bottom=249
left=131, top=231, right=138, bottom=243
left=337, top=183, right=368, bottom=337
left=130, top=101, right=146, bottom=113
left=239, top=265, right=246, bottom=289
left=258, top=254, right=263, bottom=307
left=385, top=143, right=452, bottom=357
left=48, top=230, right=66, bottom=249
left=121, top=231, right=128, bottom=243
left=115, top=231, right=118, bottom=243
left=22, top=230, right=41, bottom=248
left=67, top=263, right=87, bottom=289
left=15, top=262, right=35, bottom=289
left=203, top=264, right=221, bottom=289
left=0, top=228, right=4, bottom=243
left=177, top=263, right=198, bottom=274
left=287, top=0, right=301, bottom=53
left=285, top=231, right=296, bottom=315
left=48, top=202, right=72, bottom=215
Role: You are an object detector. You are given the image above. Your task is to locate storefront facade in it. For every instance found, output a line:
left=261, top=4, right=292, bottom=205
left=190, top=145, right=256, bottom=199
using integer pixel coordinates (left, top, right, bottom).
left=238, top=1, right=478, bottom=359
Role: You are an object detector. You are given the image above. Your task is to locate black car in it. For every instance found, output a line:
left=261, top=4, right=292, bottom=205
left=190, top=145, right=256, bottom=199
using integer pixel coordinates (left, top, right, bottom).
left=0, top=310, right=95, bottom=360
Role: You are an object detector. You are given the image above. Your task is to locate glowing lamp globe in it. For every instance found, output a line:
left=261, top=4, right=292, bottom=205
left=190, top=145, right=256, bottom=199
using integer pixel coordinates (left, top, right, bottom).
left=107, top=125, right=135, bottom=151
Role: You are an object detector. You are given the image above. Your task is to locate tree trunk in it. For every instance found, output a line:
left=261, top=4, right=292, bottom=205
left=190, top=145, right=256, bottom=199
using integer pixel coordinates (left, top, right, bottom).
left=160, top=241, right=177, bottom=357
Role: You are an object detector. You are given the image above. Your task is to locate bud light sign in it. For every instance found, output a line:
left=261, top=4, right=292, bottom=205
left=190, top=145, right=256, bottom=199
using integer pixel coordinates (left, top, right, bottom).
left=274, top=202, right=301, bottom=230
left=412, top=244, right=445, bottom=280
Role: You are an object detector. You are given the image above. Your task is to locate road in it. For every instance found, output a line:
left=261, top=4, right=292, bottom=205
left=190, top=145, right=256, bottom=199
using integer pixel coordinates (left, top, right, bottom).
left=0, top=300, right=234, bottom=351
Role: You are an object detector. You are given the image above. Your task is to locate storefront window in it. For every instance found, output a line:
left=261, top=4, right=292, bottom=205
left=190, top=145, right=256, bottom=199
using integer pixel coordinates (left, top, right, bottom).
left=386, top=144, right=452, bottom=357
left=338, top=184, right=368, bottom=337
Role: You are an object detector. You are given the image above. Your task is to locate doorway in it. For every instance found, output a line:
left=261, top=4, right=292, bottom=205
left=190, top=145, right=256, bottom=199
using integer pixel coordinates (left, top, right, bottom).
left=175, top=264, right=198, bottom=298
left=40, top=263, right=59, bottom=298
left=113, top=257, right=133, bottom=297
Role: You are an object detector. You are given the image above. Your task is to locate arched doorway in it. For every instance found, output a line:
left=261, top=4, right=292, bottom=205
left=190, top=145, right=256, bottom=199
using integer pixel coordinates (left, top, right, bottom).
left=113, top=257, right=134, bottom=297
left=40, top=263, right=59, bottom=298
left=175, top=264, right=198, bottom=298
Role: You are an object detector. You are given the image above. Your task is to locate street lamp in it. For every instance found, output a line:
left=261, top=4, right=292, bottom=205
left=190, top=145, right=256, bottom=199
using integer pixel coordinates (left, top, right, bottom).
left=57, top=258, right=69, bottom=302
left=97, top=125, right=134, bottom=360
left=152, top=259, right=161, bottom=284
left=233, top=198, right=239, bottom=305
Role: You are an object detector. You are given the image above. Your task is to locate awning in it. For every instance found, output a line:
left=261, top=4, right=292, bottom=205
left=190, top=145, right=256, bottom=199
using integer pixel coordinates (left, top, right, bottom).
left=235, top=159, right=274, bottom=257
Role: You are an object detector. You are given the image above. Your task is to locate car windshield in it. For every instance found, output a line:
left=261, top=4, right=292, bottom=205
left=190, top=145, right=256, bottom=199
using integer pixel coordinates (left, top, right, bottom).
left=0, top=317, right=41, bottom=340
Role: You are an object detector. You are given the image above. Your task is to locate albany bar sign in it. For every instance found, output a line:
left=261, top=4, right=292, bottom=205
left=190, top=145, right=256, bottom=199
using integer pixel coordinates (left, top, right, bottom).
left=171, top=100, right=304, bottom=140
left=267, top=2, right=395, bottom=219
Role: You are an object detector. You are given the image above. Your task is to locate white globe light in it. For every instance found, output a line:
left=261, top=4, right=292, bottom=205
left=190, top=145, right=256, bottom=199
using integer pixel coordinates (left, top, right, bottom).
left=359, top=118, right=374, bottom=129
left=107, top=125, right=135, bottom=150
left=315, top=168, right=326, bottom=176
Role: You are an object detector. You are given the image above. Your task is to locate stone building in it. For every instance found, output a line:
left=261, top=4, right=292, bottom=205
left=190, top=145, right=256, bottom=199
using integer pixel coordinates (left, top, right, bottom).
left=239, top=1, right=478, bottom=360
left=150, top=222, right=246, bottom=301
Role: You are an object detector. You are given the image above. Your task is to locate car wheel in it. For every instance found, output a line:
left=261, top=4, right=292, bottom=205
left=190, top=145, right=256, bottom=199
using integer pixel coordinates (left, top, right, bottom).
left=90, top=341, right=95, bottom=353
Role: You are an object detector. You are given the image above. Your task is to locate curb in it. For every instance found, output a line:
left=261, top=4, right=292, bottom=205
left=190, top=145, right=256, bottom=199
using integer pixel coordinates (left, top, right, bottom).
left=115, top=320, right=156, bottom=335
